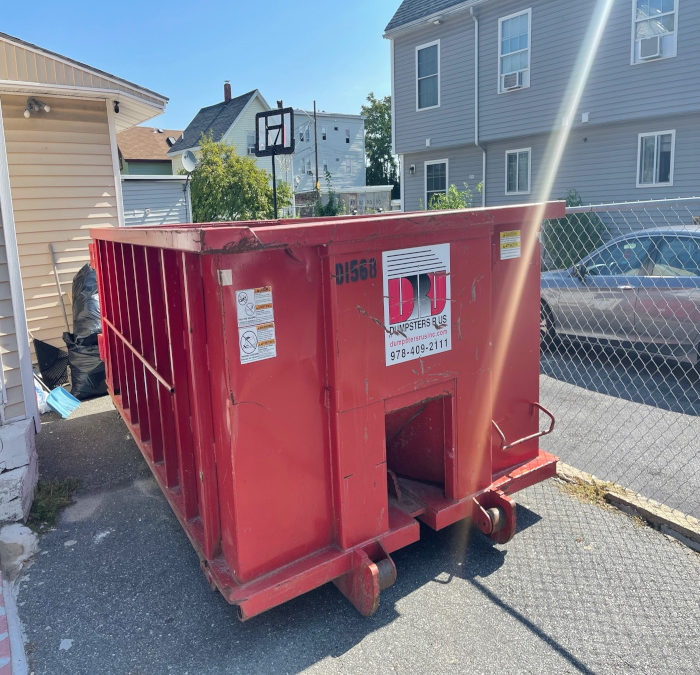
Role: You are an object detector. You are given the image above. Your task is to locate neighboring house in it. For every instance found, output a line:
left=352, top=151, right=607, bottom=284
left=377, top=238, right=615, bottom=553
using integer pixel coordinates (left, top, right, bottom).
left=0, top=31, right=166, bottom=519
left=293, top=110, right=366, bottom=193
left=385, top=0, right=700, bottom=211
left=117, top=126, right=182, bottom=174
left=121, top=175, right=191, bottom=226
left=167, top=84, right=274, bottom=177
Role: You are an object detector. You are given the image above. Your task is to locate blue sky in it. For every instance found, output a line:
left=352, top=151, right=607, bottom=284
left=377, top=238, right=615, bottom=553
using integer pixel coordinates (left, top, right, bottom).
left=2, top=0, right=397, bottom=130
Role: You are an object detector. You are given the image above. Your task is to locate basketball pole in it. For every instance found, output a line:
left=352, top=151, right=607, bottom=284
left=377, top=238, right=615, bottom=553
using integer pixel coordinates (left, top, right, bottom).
left=271, top=150, right=278, bottom=219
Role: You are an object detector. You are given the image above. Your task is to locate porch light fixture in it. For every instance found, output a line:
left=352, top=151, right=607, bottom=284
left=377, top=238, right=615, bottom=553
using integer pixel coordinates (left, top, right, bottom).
left=24, top=97, right=50, bottom=118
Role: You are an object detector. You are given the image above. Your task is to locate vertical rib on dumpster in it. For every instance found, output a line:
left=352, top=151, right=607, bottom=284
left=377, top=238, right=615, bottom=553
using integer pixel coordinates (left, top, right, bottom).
left=181, top=251, right=220, bottom=559
left=133, top=245, right=162, bottom=461
left=124, top=244, right=151, bottom=448
left=162, top=249, right=199, bottom=520
left=108, top=242, right=132, bottom=413
left=146, top=247, right=179, bottom=486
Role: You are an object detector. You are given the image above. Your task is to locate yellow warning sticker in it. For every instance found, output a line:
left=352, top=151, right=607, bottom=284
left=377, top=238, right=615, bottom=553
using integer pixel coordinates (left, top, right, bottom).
left=500, top=230, right=521, bottom=260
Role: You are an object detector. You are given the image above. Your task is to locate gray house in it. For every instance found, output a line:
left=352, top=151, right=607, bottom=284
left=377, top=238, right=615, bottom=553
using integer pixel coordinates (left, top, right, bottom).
left=385, top=0, right=699, bottom=210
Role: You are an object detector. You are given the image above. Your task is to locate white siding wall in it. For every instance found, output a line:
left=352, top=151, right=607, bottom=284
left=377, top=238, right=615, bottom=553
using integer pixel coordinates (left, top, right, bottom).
left=0, top=206, right=25, bottom=421
left=122, top=177, right=191, bottom=226
left=293, top=113, right=366, bottom=192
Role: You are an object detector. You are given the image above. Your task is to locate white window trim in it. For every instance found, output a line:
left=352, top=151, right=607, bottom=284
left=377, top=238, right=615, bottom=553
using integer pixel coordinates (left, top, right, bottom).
left=636, top=129, right=675, bottom=188
left=416, top=40, right=441, bottom=112
left=629, top=0, right=679, bottom=65
left=504, top=147, right=532, bottom=195
left=497, top=8, right=532, bottom=94
left=424, top=158, right=449, bottom=208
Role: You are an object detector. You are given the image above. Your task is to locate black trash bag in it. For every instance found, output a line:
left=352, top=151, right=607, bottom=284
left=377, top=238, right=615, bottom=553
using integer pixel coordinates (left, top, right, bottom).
left=63, top=332, right=107, bottom=400
left=72, top=264, right=101, bottom=339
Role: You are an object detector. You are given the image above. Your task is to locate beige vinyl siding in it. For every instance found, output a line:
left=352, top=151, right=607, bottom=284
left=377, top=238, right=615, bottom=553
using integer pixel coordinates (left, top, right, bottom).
left=1, top=94, right=117, bottom=349
left=0, top=205, right=26, bottom=420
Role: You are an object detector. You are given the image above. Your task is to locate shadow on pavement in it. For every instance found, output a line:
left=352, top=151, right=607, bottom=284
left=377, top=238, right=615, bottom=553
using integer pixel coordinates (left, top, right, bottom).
left=540, top=341, right=699, bottom=415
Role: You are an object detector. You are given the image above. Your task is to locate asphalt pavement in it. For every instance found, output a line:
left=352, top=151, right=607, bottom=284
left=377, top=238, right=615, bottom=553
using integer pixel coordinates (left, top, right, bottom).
left=539, top=343, right=700, bottom=519
left=16, top=397, right=700, bottom=674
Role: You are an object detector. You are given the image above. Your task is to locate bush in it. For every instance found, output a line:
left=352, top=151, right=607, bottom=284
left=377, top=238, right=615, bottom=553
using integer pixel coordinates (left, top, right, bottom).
left=424, top=183, right=476, bottom=210
left=542, top=189, right=607, bottom=270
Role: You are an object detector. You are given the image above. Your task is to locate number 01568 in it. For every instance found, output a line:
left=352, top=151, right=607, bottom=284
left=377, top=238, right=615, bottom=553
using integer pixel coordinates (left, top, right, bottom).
left=335, top=258, right=377, bottom=285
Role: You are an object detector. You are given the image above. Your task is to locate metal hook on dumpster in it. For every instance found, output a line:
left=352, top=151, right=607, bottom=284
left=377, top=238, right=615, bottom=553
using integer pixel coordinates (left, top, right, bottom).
left=491, top=402, right=555, bottom=451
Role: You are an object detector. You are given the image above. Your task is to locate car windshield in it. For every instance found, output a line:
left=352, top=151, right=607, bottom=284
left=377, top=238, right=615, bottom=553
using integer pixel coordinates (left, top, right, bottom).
left=582, top=237, right=653, bottom=276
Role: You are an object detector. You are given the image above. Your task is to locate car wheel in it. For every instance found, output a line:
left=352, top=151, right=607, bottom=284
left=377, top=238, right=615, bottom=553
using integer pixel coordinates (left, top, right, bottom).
left=540, top=302, right=556, bottom=348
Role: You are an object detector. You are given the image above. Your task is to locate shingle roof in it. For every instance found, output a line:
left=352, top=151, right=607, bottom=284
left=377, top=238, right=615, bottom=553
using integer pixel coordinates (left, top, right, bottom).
left=385, top=0, right=466, bottom=32
left=117, top=126, right=182, bottom=161
left=167, top=90, right=258, bottom=154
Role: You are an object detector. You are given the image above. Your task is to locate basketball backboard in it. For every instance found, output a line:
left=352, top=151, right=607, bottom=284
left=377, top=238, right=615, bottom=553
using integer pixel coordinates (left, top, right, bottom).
left=255, top=108, right=295, bottom=157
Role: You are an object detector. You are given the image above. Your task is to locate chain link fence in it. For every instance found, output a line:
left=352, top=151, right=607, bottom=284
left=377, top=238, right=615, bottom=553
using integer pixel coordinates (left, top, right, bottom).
left=539, top=198, right=700, bottom=524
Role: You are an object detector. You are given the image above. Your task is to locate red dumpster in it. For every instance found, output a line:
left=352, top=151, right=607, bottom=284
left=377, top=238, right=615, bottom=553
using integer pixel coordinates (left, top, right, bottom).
left=90, top=202, right=564, bottom=619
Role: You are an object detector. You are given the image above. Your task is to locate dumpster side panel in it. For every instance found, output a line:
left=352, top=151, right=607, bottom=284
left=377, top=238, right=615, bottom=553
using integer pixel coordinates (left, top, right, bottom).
left=215, top=248, right=334, bottom=583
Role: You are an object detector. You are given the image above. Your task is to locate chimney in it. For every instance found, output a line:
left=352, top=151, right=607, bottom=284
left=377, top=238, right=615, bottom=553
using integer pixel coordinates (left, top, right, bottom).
left=224, top=80, right=231, bottom=103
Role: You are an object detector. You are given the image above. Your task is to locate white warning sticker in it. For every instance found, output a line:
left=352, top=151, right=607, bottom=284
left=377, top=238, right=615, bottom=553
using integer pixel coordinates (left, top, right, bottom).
left=382, top=244, right=451, bottom=366
left=236, top=287, right=276, bottom=364
left=500, top=230, right=521, bottom=260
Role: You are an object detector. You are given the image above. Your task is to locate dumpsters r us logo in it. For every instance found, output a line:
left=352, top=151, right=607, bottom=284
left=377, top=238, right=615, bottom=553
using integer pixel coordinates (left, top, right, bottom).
left=382, top=244, right=451, bottom=366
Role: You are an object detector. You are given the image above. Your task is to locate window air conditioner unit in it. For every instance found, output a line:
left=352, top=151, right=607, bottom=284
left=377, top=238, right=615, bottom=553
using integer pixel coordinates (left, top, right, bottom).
left=639, top=36, right=661, bottom=60
left=502, top=70, right=524, bottom=91
left=247, top=146, right=256, bottom=155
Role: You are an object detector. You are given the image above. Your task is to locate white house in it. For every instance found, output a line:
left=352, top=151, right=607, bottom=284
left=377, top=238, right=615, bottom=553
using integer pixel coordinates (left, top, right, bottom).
left=292, top=110, right=366, bottom=193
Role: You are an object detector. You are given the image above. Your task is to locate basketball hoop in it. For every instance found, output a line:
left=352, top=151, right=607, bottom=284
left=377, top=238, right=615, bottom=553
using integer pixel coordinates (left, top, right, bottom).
left=255, top=107, right=295, bottom=219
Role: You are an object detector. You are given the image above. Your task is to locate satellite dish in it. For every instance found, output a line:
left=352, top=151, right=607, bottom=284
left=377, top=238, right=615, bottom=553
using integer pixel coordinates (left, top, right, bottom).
left=182, top=150, right=197, bottom=173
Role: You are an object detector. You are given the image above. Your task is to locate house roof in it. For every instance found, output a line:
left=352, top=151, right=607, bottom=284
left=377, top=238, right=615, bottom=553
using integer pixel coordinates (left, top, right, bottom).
left=167, top=89, right=262, bottom=155
left=385, top=0, right=475, bottom=33
left=0, top=32, right=167, bottom=131
left=0, top=32, right=168, bottom=103
left=117, top=126, right=182, bottom=161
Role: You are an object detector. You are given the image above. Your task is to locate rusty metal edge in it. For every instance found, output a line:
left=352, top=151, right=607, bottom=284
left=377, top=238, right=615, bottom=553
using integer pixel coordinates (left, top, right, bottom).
left=556, top=462, right=700, bottom=552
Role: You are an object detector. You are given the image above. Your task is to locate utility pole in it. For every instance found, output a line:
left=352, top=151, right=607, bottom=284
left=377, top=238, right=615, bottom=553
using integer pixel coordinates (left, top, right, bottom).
left=313, top=100, right=320, bottom=192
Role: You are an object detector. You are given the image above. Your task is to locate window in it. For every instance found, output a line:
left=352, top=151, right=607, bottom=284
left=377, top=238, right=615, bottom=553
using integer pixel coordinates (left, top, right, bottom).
left=322, top=128, right=327, bottom=140
left=498, top=9, right=531, bottom=92
left=345, top=159, right=351, bottom=174
left=651, top=236, right=700, bottom=277
left=323, top=161, right=328, bottom=173
left=305, top=127, right=310, bottom=143
left=306, top=159, right=312, bottom=175
left=345, top=129, right=350, bottom=144
left=637, top=130, right=674, bottom=186
left=505, top=148, right=530, bottom=194
left=632, top=0, right=677, bottom=64
left=416, top=41, right=440, bottom=110
left=299, top=131, right=304, bottom=142
left=246, top=132, right=256, bottom=155
left=425, top=160, right=448, bottom=207
left=584, top=237, right=654, bottom=276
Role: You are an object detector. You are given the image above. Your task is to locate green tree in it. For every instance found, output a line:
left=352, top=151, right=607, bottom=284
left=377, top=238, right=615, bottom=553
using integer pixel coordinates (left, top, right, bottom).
left=361, top=93, right=399, bottom=199
left=188, top=134, right=292, bottom=222
left=424, top=183, right=476, bottom=210
left=541, top=189, right=607, bottom=270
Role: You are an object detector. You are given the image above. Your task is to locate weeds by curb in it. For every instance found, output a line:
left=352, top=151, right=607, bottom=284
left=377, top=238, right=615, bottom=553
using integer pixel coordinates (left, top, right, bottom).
left=556, top=462, right=700, bottom=552
left=27, top=479, right=80, bottom=532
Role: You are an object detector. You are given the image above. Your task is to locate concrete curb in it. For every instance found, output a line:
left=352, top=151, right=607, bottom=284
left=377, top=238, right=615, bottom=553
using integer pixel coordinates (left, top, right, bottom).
left=0, top=570, right=12, bottom=674
left=556, top=462, right=700, bottom=552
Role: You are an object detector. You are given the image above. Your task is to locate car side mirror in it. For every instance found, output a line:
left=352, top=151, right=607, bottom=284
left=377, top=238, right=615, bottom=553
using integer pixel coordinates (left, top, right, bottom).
left=571, top=264, right=587, bottom=280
